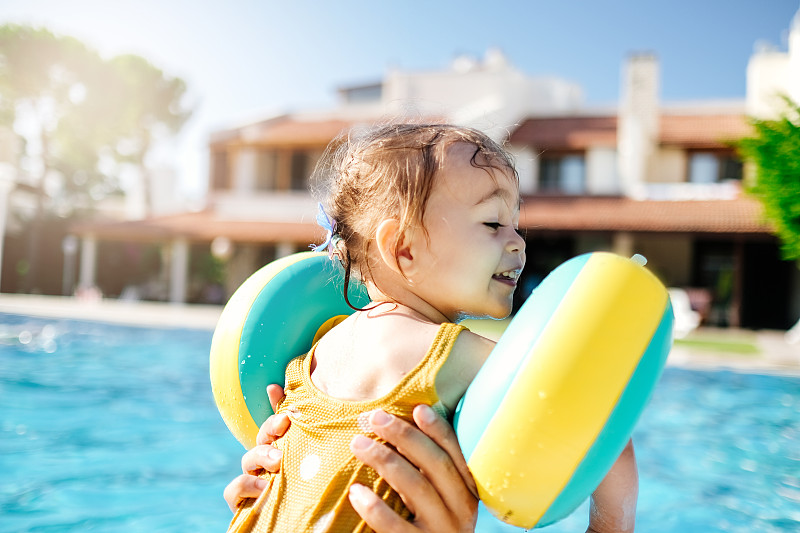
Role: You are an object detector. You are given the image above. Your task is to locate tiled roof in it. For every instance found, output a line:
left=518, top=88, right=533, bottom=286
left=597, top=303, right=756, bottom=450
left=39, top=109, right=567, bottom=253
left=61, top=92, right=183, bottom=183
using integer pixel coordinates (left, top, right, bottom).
left=510, top=116, right=618, bottom=149
left=211, top=117, right=359, bottom=148
left=519, top=195, right=772, bottom=234
left=510, top=113, right=752, bottom=151
left=72, top=211, right=323, bottom=244
left=74, top=196, right=773, bottom=243
left=659, top=114, right=752, bottom=149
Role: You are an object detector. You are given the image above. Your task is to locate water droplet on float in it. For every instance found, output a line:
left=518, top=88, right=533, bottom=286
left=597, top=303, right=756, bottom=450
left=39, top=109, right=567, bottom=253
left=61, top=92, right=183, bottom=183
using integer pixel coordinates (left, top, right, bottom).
left=240, top=360, right=245, bottom=365
left=538, top=390, right=548, bottom=399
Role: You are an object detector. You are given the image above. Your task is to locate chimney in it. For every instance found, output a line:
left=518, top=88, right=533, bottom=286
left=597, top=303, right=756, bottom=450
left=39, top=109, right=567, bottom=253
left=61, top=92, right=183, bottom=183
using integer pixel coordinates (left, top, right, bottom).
left=618, top=53, right=660, bottom=197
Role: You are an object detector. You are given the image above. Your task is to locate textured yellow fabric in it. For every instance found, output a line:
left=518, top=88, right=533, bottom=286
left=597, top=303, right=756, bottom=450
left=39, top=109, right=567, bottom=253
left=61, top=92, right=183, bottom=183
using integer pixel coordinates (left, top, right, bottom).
left=227, top=322, right=466, bottom=533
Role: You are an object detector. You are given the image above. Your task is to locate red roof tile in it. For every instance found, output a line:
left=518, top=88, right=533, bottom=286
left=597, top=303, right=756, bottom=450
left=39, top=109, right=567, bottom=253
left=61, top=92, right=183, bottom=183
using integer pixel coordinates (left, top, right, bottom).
left=74, top=195, right=773, bottom=244
left=519, top=196, right=771, bottom=234
left=510, top=113, right=753, bottom=151
left=510, top=116, right=618, bottom=150
left=72, top=211, right=324, bottom=244
left=211, top=117, right=359, bottom=149
left=659, top=114, right=752, bottom=149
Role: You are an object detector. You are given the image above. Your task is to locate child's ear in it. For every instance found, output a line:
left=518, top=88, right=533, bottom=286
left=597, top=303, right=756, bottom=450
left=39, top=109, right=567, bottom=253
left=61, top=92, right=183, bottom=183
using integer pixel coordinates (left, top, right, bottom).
left=375, top=218, right=415, bottom=276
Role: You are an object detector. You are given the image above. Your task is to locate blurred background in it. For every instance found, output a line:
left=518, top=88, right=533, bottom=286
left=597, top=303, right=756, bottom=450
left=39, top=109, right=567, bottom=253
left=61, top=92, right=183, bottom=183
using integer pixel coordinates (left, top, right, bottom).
left=0, top=0, right=799, bottom=331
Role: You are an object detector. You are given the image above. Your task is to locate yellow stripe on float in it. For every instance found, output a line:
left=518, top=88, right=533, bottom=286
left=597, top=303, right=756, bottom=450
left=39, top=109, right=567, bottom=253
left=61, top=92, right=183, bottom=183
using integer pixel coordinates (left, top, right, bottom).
left=468, top=254, right=667, bottom=527
left=210, top=252, right=321, bottom=449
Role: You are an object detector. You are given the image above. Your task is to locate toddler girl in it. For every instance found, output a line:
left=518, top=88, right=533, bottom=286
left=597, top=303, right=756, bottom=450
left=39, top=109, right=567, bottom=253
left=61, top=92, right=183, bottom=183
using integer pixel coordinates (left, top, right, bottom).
left=227, top=123, right=637, bottom=533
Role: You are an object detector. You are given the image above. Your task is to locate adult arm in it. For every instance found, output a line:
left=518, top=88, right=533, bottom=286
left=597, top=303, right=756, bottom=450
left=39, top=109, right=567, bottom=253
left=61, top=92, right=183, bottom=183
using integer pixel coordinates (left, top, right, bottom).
left=586, top=439, right=638, bottom=533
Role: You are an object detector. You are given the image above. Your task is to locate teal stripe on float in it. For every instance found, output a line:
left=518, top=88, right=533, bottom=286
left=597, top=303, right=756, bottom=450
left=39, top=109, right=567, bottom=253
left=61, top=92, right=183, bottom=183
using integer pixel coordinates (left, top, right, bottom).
left=239, top=256, right=369, bottom=426
left=455, top=253, right=594, bottom=462
left=536, top=300, right=674, bottom=527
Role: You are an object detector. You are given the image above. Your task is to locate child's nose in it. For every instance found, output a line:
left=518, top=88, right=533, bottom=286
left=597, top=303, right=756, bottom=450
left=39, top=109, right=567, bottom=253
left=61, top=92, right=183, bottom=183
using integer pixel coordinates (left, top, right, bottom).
left=507, top=230, right=525, bottom=254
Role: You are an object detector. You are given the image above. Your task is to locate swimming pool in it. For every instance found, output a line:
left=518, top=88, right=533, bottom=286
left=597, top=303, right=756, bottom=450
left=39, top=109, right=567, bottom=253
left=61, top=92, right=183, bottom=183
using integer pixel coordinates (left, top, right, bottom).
left=1, top=313, right=798, bottom=532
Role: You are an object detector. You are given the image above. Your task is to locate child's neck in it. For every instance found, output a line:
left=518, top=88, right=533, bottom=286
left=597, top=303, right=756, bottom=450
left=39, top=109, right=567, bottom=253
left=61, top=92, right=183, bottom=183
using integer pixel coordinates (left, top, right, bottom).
left=365, top=284, right=453, bottom=324
left=362, top=300, right=447, bottom=325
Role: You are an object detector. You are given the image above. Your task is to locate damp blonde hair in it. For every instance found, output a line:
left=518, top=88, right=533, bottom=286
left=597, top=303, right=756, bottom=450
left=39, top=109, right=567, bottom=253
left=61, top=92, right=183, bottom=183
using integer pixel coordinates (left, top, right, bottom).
left=312, top=123, right=518, bottom=305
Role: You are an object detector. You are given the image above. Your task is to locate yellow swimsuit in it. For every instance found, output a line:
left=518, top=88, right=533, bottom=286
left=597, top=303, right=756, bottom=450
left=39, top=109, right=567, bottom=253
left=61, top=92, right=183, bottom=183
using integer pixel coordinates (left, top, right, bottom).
left=228, top=322, right=466, bottom=533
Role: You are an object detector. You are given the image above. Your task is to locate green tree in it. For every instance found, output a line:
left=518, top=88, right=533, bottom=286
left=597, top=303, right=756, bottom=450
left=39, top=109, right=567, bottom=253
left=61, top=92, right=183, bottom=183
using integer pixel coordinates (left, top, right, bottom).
left=738, top=95, right=800, bottom=261
left=0, top=24, right=191, bottom=292
left=77, top=52, right=191, bottom=215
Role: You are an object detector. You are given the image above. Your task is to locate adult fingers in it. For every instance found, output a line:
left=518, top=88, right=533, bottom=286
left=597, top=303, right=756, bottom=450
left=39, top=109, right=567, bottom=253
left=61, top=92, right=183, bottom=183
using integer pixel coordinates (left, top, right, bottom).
left=369, top=407, right=477, bottom=519
left=241, top=444, right=283, bottom=475
left=348, top=483, right=417, bottom=533
left=255, top=412, right=290, bottom=446
left=411, top=404, right=478, bottom=499
left=349, top=432, right=443, bottom=519
left=223, top=474, right=267, bottom=513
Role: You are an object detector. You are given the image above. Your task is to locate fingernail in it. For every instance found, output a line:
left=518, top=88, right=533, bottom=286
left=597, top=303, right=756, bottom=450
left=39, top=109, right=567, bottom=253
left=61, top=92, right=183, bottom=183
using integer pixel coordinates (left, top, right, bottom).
left=349, top=484, right=370, bottom=506
left=268, top=448, right=282, bottom=461
left=255, top=478, right=267, bottom=490
left=351, top=434, right=373, bottom=450
left=369, top=409, right=393, bottom=427
left=417, top=404, right=436, bottom=424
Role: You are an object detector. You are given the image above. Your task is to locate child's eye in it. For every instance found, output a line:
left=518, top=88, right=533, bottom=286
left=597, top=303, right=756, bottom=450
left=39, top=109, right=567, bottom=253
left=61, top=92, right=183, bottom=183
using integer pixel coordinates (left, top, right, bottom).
left=484, top=222, right=503, bottom=230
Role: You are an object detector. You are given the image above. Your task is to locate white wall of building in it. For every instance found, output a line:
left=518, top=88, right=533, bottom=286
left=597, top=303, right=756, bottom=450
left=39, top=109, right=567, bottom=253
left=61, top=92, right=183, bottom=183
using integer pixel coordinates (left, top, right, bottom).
left=617, top=54, right=660, bottom=195
left=509, top=146, right=538, bottom=194
left=382, top=49, right=584, bottom=142
left=585, top=147, right=619, bottom=195
left=650, top=148, right=686, bottom=183
left=214, top=191, right=317, bottom=222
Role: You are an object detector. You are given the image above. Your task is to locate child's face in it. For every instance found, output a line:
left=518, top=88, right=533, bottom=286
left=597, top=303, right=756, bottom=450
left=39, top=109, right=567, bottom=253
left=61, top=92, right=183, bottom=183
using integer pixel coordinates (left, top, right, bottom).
left=411, top=142, right=525, bottom=322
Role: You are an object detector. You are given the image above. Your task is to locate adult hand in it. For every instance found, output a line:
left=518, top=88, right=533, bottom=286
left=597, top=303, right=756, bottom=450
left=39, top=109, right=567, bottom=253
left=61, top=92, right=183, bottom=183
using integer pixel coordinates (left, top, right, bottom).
left=348, top=405, right=478, bottom=533
left=223, top=384, right=287, bottom=512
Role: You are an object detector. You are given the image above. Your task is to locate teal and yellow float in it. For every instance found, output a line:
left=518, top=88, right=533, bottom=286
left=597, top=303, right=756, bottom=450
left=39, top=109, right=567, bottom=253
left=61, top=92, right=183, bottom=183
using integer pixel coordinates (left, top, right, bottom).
left=454, top=252, right=673, bottom=528
left=209, top=252, right=369, bottom=449
left=210, top=251, right=673, bottom=528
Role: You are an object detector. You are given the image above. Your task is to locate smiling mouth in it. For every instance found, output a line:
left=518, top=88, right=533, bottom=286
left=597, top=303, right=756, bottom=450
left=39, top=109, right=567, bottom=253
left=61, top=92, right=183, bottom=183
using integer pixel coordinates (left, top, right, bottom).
left=492, top=269, right=521, bottom=284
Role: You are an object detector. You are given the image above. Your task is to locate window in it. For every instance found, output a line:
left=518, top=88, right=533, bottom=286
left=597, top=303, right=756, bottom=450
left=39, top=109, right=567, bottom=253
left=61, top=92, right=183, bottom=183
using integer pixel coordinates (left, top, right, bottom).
left=539, top=153, right=585, bottom=194
left=688, top=151, right=742, bottom=183
left=340, top=84, right=382, bottom=104
left=211, top=151, right=229, bottom=191
left=254, top=151, right=278, bottom=191
left=290, top=152, right=310, bottom=191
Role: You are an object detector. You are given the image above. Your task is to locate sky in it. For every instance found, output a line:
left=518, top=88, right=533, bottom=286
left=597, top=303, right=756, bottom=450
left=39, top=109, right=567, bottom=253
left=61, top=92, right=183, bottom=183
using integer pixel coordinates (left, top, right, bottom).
left=0, top=0, right=797, bottom=199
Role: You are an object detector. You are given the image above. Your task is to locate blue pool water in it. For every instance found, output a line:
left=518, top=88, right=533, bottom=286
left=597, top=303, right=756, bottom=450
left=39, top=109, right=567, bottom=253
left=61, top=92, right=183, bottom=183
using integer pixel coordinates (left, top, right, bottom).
left=1, top=313, right=798, bottom=533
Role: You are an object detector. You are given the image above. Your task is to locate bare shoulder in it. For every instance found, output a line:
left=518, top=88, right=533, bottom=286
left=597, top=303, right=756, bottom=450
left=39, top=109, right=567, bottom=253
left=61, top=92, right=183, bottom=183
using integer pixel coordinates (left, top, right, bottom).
left=312, top=313, right=446, bottom=401
left=435, top=328, right=496, bottom=412
left=453, top=327, right=496, bottom=362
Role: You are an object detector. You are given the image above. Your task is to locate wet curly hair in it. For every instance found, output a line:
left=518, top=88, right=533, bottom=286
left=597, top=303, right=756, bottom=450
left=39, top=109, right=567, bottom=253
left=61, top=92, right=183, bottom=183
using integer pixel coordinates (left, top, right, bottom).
left=311, top=122, right=518, bottom=308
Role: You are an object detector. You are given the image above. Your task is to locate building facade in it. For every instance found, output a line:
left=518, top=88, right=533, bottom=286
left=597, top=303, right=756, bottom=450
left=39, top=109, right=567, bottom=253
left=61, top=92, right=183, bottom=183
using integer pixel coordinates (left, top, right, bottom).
left=71, top=22, right=800, bottom=329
